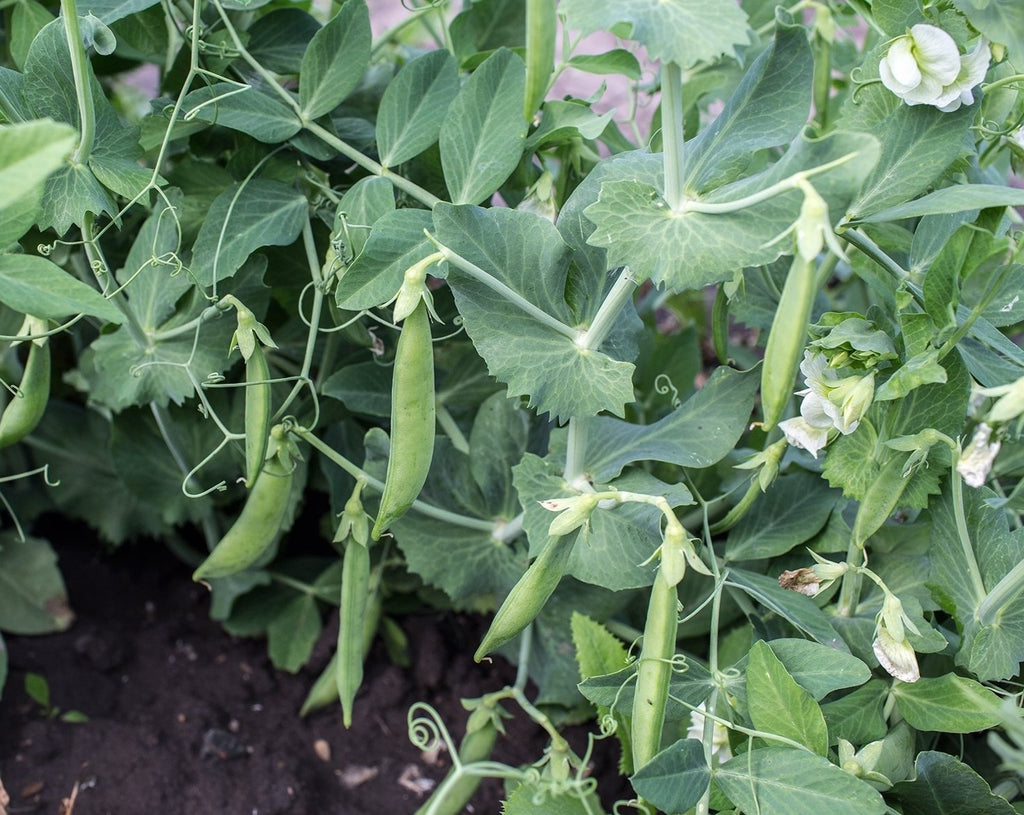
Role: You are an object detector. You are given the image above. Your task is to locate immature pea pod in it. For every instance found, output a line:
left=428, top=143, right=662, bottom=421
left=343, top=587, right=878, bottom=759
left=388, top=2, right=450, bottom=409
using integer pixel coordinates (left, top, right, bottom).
left=524, top=0, right=557, bottom=121
left=338, top=535, right=370, bottom=728
left=711, top=283, right=731, bottom=365
left=193, top=428, right=294, bottom=581
left=414, top=703, right=501, bottom=815
left=0, top=339, right=50, bottom=449
left=852, top=452, right=912, bottom=549
left=243, top=343, right=271, bottom=488
left=474, top=533, right=576, bottom=662
left=371, top=299, right=435, bottom=539
left=631, top=568, right=680, bottom=770
left=761, top=254, right=816, bottom=429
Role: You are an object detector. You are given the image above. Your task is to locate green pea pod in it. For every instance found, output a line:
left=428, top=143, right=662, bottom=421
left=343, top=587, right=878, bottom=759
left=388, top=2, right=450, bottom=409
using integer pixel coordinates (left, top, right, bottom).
left=852, top=452, right=912, bottom=549
left=474, top=533, right=576, bottom=662
left=415, top=704, right=500, bottom=815
left=243, top=343, right=271, bottom=488
left=761, top=254, right=816, bottom=429
left=371, top=299, right=435, bottom=539
left=524, top=0, right=556, bottom=121
left=631, top=569, right=679, bottom=770
left=193, top=452, right=294, bottom=581
left=711, top=283, right=730, bottom=365
left=338, top=536, right=370, bottom=728
left=0, top=340, right=50, bottom=449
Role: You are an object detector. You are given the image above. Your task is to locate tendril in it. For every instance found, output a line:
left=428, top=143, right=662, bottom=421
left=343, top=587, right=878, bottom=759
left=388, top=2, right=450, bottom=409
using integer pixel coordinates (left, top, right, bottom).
left=406, top=702, right=458, bottom=761
left=653, top=373, right=680, bottom=407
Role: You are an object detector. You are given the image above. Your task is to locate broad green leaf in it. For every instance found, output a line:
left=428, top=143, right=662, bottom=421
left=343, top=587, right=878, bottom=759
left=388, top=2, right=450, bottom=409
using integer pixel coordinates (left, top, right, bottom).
left=10, top=0, right=54, bottom=70
left=685, top=19, right=812, bottom=193
left=951, top=0, right=1024, bottom=69
left=377, top=50, right=459, bottom=168
left=0, top=254, right=123, bottom=322
left=335, top=209, right=433, bottom=310
left=182, top=83, right=300, bottom=143
left=892, top=673, right=1001, bottom=733
left=334, top=175, right=397, bottom=260
left=560, top=0, right=749, bottom=68
left=855, top=185, right=1024, bottom=224
left=436, top=203, right=635, bottom=421
left=579, top=656, right=715, bottom=720
left=630, top=739, right=709, bottom=813
left=929, top=484, right=1024, bottom=681
left=525, top=100, right=615, bottom=151
left=726, top=470, right=840, bottom=561
left=572, top=612, right=630, bottom=682
left=503, top=777, right=603, bottom=815
left=767, top=639, right=872, bottom=699
left=567, top=49, right=642, bottom=79
left=716, top=748, right=886, bottom=815
left=439, top=49, right=527, bottom=205
left=247, top=9, right=320, bottom=74
left=581, top=366, right=759, bottom=481
left=267, top=594, right=321, bottom=672
left=77, top=0, right=160, bottom=24
left=0, top=534, right=73, bottom=634
left=0, top=119, right=77, bottom=245
left=846, top=101, right=976, bottom=220
left=448, top=0, right=524, bottom=61
left=191, top=179, right=307, bottom=287
left=872, top=0, right=924, bottom=33
left=821, top=680, right=889, bottom=745
left=299, top=0, right=371, bottom=120
left=726, top=568, right=849, bottom=651
left=746, top=641, right=829, bottom=755
left=468, top=392, right=529, bottom=515
left=894, top=751, right=1017, bottom=815
left=321, top=361, right=391, bottom=417
left=585, top=131, right=879, bottom=291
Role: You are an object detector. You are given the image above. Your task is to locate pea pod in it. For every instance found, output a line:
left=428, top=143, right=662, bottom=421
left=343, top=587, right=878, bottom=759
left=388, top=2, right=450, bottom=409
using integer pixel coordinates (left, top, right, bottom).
left=338, top=536, right=370, bottom=728
left=371, top=299, right=435, bottom=539
left=761, top=254, right=816, bottom=429
left=0, top=339, right=50, bottom=449
left=524, top=0, right=556, bottom=121
left=193, top=429, right=294, bottom=581
left=852, top=452, right=912, bottom=549
left=243, top=343, right=271, bottom=488
left=474, top=533, right=576, bottom=662
left=415, top=703, right=501, bottom=815
left=631, top=568, right=679, bottom=770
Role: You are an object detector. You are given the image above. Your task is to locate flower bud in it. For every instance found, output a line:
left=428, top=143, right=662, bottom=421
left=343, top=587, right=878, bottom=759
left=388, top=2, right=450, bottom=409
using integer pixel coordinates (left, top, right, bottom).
left=541, top=493, right=599, bottom=537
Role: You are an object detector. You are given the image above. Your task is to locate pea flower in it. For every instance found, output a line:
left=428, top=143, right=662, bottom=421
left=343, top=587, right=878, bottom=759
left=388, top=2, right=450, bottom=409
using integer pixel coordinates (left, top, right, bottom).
left=779, top=552, right=849, bottom=598
left=879, top=24, right=990, bottom=112
left=957, top=423, right=1001, bottom=488
left=686, top=703, right=732, bottom=762
left=872, top=592, right=921, bottom=683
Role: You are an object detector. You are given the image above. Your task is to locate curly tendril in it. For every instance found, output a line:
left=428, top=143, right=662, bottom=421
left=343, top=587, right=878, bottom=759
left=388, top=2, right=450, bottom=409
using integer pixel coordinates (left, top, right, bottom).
left=406, top=702, right=458, bottom=760
left=653, top=373, right=680, bottom=408
left=849, top=66, right=883, bottom=104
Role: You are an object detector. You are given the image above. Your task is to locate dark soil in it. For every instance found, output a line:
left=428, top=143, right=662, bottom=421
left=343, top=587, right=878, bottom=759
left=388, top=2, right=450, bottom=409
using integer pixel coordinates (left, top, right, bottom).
left=0, top=537, right=625, bottom=815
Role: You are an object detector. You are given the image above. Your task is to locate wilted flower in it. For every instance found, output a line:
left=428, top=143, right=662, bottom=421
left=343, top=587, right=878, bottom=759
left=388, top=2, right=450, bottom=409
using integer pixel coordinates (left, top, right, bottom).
left=957, top=423, right=1001, bottom=488
left=879, top=24, right=989, bottom=112
left=687, top=703, right=732, bottom=762
left=779, top=553, right=848, bottom=597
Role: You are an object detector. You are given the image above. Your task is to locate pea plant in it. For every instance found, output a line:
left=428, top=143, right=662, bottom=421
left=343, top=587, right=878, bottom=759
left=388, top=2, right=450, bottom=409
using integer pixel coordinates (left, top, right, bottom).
left=4, top=0, right=1024, bottom=810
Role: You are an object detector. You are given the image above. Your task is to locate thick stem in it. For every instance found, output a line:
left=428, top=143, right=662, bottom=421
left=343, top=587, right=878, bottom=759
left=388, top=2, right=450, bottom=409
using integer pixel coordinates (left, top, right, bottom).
left=836, top=534, right=865, bottom=617
left=61, top=0, right=95, bottom=163
left=564, top=418, right=587, bottom=486
left=951, top=459, right=989, bottom=604
left=576, top=267, right=638, bottom=351
left=661, top=62, right=686, bottom=210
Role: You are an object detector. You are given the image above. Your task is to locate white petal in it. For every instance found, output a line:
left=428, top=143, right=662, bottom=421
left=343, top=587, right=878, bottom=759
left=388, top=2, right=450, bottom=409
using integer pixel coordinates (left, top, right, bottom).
left=801, top=392, right=835, bottom=428
left=872, top=627, right=920, bottom=683
left=961, top=39, right=991, bottom=86
left=899, top=74, right=945, bottom=105
left=882, top=38, right=922, bottom=90
left=909, top=24, right=961, bottom=84
left=780, top=416, right=831, bottom=458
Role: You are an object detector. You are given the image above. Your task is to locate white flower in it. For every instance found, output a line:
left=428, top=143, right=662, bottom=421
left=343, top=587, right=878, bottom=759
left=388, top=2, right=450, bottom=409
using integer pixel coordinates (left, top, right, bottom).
left=872, top=625, right=920, bottom=683
left=879, top=25, right=990, bottom=112
left=687, top=703, right=732, bottom=762
left=779, top=415, right=832, bottom=458
left=824, top=371, right=876, bottom=434
left=957, top=423, right=1001, bottom=488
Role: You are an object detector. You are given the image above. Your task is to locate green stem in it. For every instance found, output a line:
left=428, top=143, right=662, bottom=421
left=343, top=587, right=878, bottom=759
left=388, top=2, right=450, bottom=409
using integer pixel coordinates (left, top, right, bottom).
left=661, top=62, right=686, bottom=210
left=370, top=2, right=442, bottom=56
left=577, top=267, right=638, bottom=351
left=836, top=534, right=865, bottom=617
left=429, top=237, right=578, bottom=340
left=936, top=260, right=1015, bottom=361
left=951, top=457, right=989, bottom=604
left=840, top=227, right=910, bottom=283
left=564, top=418, right=587, bottom=486
left=292, top=426, right=496, bottom=532
left=435, top=403, right=470, bottom=454
left=978, top=558, right=1024, bottom=624
left=82, top=214, right=149, bottom=345
left=61, top=0, right=95, bottom=163
left=982, top=73, right=1024, bottom=93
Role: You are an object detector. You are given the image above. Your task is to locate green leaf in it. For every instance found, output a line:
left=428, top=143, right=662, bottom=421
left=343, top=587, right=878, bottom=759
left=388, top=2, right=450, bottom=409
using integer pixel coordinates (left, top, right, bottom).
left=439, top=49, right=527, bottom=205
left=267, top=594, right=321, bottom=673
left=0, top=254, right=123, bottom=322
left=448, top=0, right=524, bottom=61
left=685, top=19, right=812, bottom=193
left=572, top=612, right=629, bottom=681
left=191, top=179, right=307, bottom=287
left=247, top=9, right=320, bottom=74
left=182, top=83, right=300, bottom=143
left=559, top=0, right=749, bottom=69
left=377, top=50, right=459, bottom=168
left=24, top=671, right=50, bottom=707
left=437, top=203, right=635, bottom=421
left=299, top=0, right=371, bottom=120
left=0, top=119, right=77, bottom=244
left=767, top=639, right=872, bottom=699
left=503, top=778, right=603, bottom=815
left=951, top=0, right=1024, bottom=70
left=746, top=640, right=829, bottom=755
left=581, top=366, right=759, bottom=481
left=10, top=0, right=54, bottom=70
left=726, top=470, right=840, bottom=561
left=929, top=483, right=1024, bottom=681
left=892, top=673, right=1001, bottom=733
left=585, top=131, right=879, bottom=291
left=846, top=101, right=977, bottom=220
left=726, top=568, right=849, bottom=651
left=335, top=208, right=434, bottom=310
left=579, top=657, right=714, bottom=721
left=77, top=0, right=160, bottom=24
left=321, top=361, right=391, bottom=417
left=894, top=751, right=1017, bottom=815
left=0, top=534, right=73, bottom=634
left=821, top=680, right=889, bottom=746
left=855, top=185, right=1024, bottom=224
left=630, top=739, right=710, bottom=813
left=566, top=49, right=642, bottom=79
left=715, top=747, right=886, bottom=815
